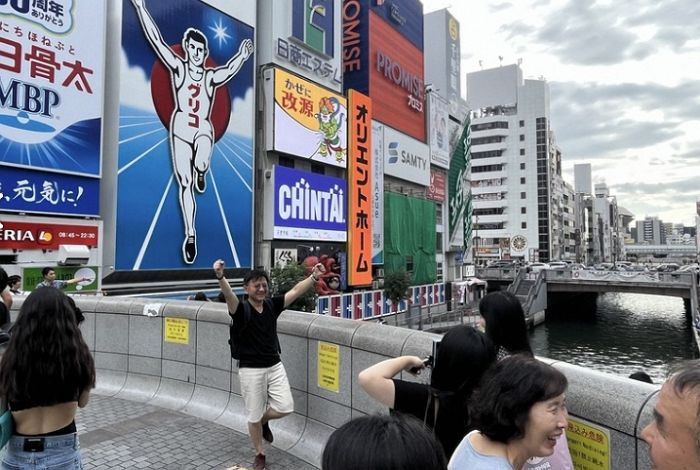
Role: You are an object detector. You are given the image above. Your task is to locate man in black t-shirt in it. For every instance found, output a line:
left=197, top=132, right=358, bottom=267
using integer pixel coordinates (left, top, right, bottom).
left=213, top=259, right=324, bottom=470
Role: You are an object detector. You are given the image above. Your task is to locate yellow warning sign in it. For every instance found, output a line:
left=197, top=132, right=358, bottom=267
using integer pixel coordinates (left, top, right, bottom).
left=317, top=341, right=340, bottom=393
left=567, top=417, right=611, bottom=470
left=164, top=318, right=189, bottom=345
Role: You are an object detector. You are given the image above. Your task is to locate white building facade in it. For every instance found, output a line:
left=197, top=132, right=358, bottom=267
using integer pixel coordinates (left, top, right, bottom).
left=466, top=64, right=571, bottom=263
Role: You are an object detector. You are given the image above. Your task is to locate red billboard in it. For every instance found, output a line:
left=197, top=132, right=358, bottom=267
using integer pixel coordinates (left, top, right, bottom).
left=427, top=169, right=446, bottom=202
left=0, top=221, right=99, bottom=250
left=369, top=11, right=425, bottom=142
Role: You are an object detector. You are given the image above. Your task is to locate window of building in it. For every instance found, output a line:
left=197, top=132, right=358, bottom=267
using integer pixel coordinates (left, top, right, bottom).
left=436, top=232, right=443, bottom=251
left=472, top=150, right=505, bottom=159
left=310, top=163, right=325, bottom=174
left=521, top=222, right=527, bottom=229
left=278, top=156, right=295, bottom=168
left=472, top=136, right=507, bottom=145
left=436, top=262, right=444, bottom=282
left=519, top=134, right=525, bottom=141
left=471, top=121, right=509, bottom=131
left=521, top=207, right=526, bottom=214
left=520, top=163, right=526, bottom=170
left=435, top=203, right=443, bottom=223
left=520, top=177, right=526, bottom=184
left=521, top=191, right=526, bottom=199
left=406, top=256, right=414, bottom=273
left=520, top=148, right=525, bottom=156
left=472, top=164, right=505, bottom=173
left=519, top=120, right=525, bottom=127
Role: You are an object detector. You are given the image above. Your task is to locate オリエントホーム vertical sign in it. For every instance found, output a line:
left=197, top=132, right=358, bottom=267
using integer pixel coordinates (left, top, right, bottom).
left=347, top=89, right=372, bottom=286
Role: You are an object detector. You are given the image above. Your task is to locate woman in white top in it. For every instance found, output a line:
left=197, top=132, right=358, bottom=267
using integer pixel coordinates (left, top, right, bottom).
left=449, top=355, right=568, bottom=470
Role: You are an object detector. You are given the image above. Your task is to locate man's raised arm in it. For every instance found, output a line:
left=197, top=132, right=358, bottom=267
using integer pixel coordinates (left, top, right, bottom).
left=211, top=39, right=253, bottom=86
left=284, top=263, right=325, bottom=308
left=214, top=259, right=239, bottom=315
left=131, top=0, right=180, bottom=70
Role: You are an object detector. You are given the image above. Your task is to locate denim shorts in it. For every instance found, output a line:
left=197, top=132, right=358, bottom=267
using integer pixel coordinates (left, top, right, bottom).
left=2, top=433, right=82, bottom=469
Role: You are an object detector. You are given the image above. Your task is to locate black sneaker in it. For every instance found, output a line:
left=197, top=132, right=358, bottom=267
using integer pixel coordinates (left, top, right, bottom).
left=195, top=171, right=206, bottom=193
left=183, top=235, right=197, bottom=264
left=253, top=453, right=266, bottom=470
left=262, top=421, right=274, bottom=443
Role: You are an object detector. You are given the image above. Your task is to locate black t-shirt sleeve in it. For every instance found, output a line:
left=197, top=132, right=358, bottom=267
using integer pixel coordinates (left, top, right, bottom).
left=392, top=379, right=431, bottom=422
left=229, top=298, right=244, bottom=322
left=272, top=295, right=285, bottom=318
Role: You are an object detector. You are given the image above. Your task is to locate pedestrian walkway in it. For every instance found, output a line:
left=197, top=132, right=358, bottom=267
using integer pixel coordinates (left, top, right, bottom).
left=76, top=394, right=317, bottom=470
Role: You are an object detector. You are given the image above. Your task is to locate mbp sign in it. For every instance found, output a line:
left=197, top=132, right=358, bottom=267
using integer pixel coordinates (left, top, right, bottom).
left=273, top=166, right=347, bottom=241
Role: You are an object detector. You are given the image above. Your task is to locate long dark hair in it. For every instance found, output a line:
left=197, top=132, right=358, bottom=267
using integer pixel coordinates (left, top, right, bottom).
left=479, top=291, right=533, bottom=356
left=0, top=289, right=95, bottom=406
left=430, top=325, right=496, bottom=398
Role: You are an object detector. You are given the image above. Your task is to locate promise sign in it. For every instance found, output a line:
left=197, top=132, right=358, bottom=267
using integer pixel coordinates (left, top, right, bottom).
left=347, top=89, right=372, bottom=286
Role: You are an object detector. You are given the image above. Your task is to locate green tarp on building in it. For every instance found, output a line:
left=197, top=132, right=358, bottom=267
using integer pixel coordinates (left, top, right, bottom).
left=384, top=192, right=436, bottom=285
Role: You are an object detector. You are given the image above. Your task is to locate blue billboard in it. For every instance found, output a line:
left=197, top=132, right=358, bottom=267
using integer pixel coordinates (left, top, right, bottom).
left=117, top=0, right=255, bottom=270
left=273, top=165, right=347, bottom=241
left=0, top=0, right=106, bottom=216
left=0, top=166, right=99, bottom=216
left=370, top=0, right=424, bottom=49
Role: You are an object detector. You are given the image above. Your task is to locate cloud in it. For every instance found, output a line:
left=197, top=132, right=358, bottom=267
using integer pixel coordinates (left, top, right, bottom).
left=499, top=20, right=536, bottom=41
left=512, top=0, right=699, bottom=66
left=488, top=2, right=514, bottom=13
left=119, top=50, right=155, bottom=112
left=534, top=2, right=641, bottom=65
left=231, top=86, right=254, bottom=139
left=549, top=80, right=699, bottom=159
left=623, top=0, right=700, bottom=49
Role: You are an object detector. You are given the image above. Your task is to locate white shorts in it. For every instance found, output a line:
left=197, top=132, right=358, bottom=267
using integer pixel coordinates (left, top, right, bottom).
left=239, top=362, right=294, bottom=423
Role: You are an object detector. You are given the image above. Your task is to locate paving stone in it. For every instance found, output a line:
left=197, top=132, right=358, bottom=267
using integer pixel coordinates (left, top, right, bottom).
left=77, top=394, right=316, bottom=470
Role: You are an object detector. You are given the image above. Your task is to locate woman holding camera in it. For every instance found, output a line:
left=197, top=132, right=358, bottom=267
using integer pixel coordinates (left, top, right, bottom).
left=448, top=355, right=569, bottom=470
left=358, top=325, right=496, bottom=458
left=0, top=288, right=95, bottom=469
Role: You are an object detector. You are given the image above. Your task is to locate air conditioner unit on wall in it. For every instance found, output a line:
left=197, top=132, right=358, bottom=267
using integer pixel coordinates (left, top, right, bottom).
left=57, top=244, right=90, bottom=266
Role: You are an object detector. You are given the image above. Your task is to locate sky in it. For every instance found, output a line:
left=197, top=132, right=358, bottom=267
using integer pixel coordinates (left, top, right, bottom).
left=423, top=0, right=700, bottom=226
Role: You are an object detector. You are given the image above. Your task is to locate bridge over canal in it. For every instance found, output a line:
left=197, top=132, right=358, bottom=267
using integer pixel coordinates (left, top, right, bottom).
left=476, top=267, right=700, bottom=354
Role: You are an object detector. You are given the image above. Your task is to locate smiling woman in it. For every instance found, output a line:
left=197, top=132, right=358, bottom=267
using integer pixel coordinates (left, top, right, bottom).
left=448, top=355, right=569, bottom=470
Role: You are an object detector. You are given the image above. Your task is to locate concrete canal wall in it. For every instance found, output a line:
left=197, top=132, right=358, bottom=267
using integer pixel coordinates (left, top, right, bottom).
left=8, top=297, right=657, bottom=469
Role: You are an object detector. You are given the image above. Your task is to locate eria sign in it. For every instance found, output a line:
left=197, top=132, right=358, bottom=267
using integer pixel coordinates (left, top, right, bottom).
left=0, top=220, right=99, bottom=250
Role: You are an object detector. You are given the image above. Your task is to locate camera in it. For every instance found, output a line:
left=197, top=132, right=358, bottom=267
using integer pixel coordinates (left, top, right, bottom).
left=409, top=339, right=441, bottom=374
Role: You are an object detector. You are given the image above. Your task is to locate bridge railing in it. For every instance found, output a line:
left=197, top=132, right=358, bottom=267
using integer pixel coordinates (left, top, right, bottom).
left=315, top=283, right=447, bottom=320
left=546, top=269, right=695, bottom=285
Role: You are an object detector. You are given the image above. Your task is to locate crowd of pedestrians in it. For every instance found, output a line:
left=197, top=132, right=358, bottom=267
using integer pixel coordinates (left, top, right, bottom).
left=1, top=267, right=699, bottom=470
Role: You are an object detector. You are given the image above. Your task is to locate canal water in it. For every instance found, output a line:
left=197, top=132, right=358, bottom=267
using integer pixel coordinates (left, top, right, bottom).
left=529, top=293, right=698, bottom=384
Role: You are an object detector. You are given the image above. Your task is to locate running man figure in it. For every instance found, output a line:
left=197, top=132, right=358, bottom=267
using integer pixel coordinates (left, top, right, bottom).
left=131, top=0, right=254, bottom=264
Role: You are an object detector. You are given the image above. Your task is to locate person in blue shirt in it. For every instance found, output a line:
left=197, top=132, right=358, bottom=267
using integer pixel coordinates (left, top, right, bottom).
left=35, top=267, right=90, bottom=290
